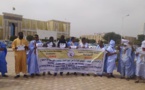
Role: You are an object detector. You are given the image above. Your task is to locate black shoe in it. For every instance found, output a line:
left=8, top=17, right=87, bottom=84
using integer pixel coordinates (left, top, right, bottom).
left=135, top=80, right=139, bottom=83
left=126, top=78, right=130, bottom=81
left=60, top=72, right=63, bottom=76
left=111, top=75, right=115, bottom=78
left=82, top=73, right=85, bottom=76
left=54, top=73, right=57, bottom=76
left=66, top=72, right=70, bottom=76
left=2, top=75, right=8, bottom=77
left=43, top=72, right=46, bottom=76
left=74, top=72, right=77, bottom=76
left=35, top=74, right=41, bottom=76
left=120, top=76, right=125, bottom=79
left=14, top=75, right=20, bottom=79
left=107, top=75, right=111, bottom=78
left=48, top=72, right=52, bottom=75
left=86, top=74, right=90, bottom=76
left=23, top=75, right=28, bottom=78
left=94, top=74, right=97, bottom=77
left=30, top=74, right=35, bottom=78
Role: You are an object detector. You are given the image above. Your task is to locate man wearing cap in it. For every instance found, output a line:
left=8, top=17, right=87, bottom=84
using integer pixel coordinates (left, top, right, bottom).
left=106, top=40, right=117, bottom=78
left=135, top=40, right=145, bottom=83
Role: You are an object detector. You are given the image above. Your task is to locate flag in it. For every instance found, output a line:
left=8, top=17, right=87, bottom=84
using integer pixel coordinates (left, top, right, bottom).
left=13, top=7, right=15, bottom=10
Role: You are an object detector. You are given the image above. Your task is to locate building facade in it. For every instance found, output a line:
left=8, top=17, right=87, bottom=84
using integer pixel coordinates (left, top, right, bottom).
left=0, top=12, right=70, bottom=40
left=80, top=33, right=105, bottom=43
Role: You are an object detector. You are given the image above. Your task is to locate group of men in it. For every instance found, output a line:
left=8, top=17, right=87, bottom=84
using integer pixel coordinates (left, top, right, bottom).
left=0, top=31, right=145, bottom=83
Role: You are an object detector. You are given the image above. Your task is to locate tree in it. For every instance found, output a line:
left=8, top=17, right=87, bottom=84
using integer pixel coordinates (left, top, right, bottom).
left=88, top=39, right=96, bottom=43
left=103, top=32, right=121, bottom=44
left=137, top=34, right=145, bottom=42
left=9, top=36, right=17, bottom=41
left=26, top=35, right=34, bottom=41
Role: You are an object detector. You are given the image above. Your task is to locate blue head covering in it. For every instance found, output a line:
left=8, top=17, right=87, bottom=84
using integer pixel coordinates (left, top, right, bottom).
left=109, top=40, right=115, bottom=47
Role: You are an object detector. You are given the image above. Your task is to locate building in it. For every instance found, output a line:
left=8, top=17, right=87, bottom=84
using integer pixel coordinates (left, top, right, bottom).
left=80, top=33, right=105, bottom=43
left=123, top=36, right=136, bottom=43
left=0, top=12, right=70, bottom=40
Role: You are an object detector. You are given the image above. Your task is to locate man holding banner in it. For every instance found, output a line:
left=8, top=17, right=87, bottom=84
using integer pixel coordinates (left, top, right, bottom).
left=79, top=37, right=90, bottom=76
left=56, top=35, right=67, bottom=76
left=43, top=36, right=56, bottom=76
left=67, top=37, right=78, bottom=75
left=27, top=34, right=42, bottom=77
left=106, top=40, right=117, bottom=78
left=12, top=32, right=29, bottom=78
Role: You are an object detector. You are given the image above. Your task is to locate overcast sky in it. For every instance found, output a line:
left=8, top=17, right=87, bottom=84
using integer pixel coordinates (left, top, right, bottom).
left=0, top=0, right=145, bottom=37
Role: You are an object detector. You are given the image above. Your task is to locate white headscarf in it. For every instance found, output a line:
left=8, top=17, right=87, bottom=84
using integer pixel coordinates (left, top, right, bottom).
left=141, top=40, right=145, bottom=48
left=109, top=40, right=115, bottom=47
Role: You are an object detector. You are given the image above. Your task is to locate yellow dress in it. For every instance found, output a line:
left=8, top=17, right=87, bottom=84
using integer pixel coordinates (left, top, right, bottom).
left=12, top=38, right=28, bottom=74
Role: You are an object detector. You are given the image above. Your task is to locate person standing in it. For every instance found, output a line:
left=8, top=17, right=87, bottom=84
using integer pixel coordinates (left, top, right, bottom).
left=57, top=35, right=67, bottom=76
left=96, top=40, right=106, bottom=50
left=0, top=41, right=8, bottom=77
left=135, top=40, right=145, bottom=83
left=43, top=36, right=56, bottom=76
left=119, top=42, right=134, bottom=80
left=12, top=32, right=29, bottom=78
left=94, top=40, right=106, bottom=77
left=67, top=37, right=78, bottom=76
left=27, top=34, right=42, bottom=77
left=79, top=38, right=90, bottom=76
left=106, top=40, right=117, bottom=78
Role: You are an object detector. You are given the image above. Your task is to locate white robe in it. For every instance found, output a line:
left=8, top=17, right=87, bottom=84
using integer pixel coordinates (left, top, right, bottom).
left=136, top=48, right=145, bottom=77
left=106, top=46, right=117, bottom=73
left=27, top=40, right=42, bottom=74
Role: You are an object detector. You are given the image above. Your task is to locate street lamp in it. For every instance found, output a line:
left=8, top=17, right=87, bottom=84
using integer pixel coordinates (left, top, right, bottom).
left=121, top=14, right=129, bottom=39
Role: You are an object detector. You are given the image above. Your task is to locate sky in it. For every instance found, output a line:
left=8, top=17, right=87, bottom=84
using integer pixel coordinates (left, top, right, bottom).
left=0, top=0, right=145, bottom=37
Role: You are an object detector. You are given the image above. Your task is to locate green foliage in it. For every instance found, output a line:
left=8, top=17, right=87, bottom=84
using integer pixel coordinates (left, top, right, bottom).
left=134, top=40, right=141, bottom=46
left=87, top=39, right=96, bottom=43
left=137, top=34, right=145, bottom=42
left=103, top=32, right=121, bottom=44
left=26, top=35, right=34, bottom=41
left=9, top=36, right=17, bottom=41
left=41, top=39, right=49, bottom=42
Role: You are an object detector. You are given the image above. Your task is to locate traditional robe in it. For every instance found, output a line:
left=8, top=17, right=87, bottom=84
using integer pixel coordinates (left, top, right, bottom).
left=0, top=42, right=7, bottom=75
left=106, top=40, right=117, bottom=73
left=120, top=46, right=135, bottom=77
left=135, top=47, right=145, bottom=77
left=27, top=40, right=42, bottom=75
left=67, top=40, right=78, bottom=47
left=57, top=39, right=67, bottom=48
left=12, top=38, right=28, bottom=74
left=96, top=45, right=106, bottom=51
left=117, top=47, right=123, bottom=74
left=79, top=42, right=88, bottom=48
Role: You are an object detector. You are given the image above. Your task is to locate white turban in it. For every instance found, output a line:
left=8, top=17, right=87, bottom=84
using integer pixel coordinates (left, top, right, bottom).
left=123, top=43, right=128, bottom=46
left=121, top=39, right=129, bottom=44
left=141, top=40, right=145, bottom=48
left=109, top=40, right=115, bottom=47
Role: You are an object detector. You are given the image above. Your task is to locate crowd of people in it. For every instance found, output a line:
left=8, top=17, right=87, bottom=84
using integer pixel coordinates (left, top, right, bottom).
left=0, top=31, right=145, bottom=83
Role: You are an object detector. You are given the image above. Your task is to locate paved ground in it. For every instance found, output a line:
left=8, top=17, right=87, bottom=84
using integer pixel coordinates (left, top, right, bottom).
left=0, top=51, right=145, bottom=90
